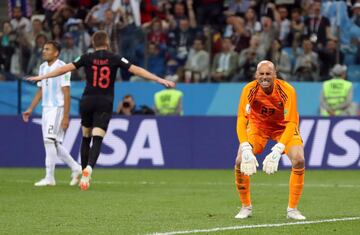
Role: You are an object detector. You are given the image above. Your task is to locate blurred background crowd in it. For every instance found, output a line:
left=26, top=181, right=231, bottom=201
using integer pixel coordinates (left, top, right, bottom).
left=0, top=0, right=359, bottom=83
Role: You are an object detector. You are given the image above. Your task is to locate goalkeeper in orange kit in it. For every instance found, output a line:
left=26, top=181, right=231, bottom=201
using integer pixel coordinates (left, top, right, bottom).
left=234, top=60, right=306, bottom=220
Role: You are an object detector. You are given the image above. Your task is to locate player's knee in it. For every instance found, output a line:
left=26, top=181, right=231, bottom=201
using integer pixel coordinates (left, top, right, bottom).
left=82, top=127, right=92, bottom=137
left=292, top=152, right=305, bottom=168
left=44, top=138, right=58, bottom=149
left=92, top=127, right=106, bottom=137
left=44, top=138, right=56, bottom=145
left=288, top=145, right=305, bottom=168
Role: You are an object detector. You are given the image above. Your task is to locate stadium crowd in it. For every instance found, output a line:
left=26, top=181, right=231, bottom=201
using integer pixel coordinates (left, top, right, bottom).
left=0, top=0, right=359, bottom=82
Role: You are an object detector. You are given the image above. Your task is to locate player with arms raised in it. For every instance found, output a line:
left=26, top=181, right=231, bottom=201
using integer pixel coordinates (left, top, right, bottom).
left=234, top=60, right=306, bottom=220
left=28, top=31, right=175, bottom=191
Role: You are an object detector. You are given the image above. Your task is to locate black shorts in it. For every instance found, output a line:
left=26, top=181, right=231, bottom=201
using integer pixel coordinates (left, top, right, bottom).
left=80, top=95, right=113, bottom=131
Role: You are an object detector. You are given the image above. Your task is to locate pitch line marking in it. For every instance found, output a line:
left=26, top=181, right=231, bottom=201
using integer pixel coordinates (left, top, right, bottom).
left=8, top=180, right=360, bottom=188
left=147, top=217, right=360, bottom=235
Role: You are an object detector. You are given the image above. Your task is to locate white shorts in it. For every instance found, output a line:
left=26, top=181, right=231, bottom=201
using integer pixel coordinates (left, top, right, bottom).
left=42, top=106, right=65, bottom=142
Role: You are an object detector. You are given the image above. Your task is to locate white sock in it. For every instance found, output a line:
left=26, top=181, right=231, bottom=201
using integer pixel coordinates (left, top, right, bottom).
left=57, top=143, right=81, bottom=172
left=44, top=139, right=57, bottom=180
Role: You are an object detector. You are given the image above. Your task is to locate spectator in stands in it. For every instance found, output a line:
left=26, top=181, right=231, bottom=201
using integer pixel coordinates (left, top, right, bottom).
left=236, top=35, right=265, bottom=82
left=0, top=21, right=16, bottom=73
left=351, top=2, right=360, bottom=27
left=52, top=5, right=76, bottom=27
left=275, top=5, right=291, bottom=47
left=144, top=19, right=168, bottom=50
left=51, top=23, right=63, bottom=44
left=59, top=32, right=82, bottom=80
left=9, top=28, right=31, bottom=76
left=117, top=94, right=154, bottom=115
left=228, top=16, right=250, bottom=54
left=10, top=6, right=31, bottom=33
left=258, top=14, right=279, bottom=58
left=266, top=39, right=291, bottom=81
left=132, top=42, right=166, bottom=81
left=194, top=0, right=223, bottom=29
left=211, top=37, right=238, bottom=82
left=154, top=87, right=183, bottom=116
left=99, top=9, right=119, bottom=53
left=60, top=33, right=81, bottom=64
left=318, top=39, right=344, bottom=81
left=168, top=17, right=197, bottom=66
left=304, top=1, right=335, bottom=49
left=320, top=64, right=357, bottom=116
left=184, top=37, right=210, bottom=83
left=112, top=0, right=143, bottom=80
left=64, top=18, right=91, bottom=54
left=85, top=0, right=111, bottom=30
left=145, top=42, right=166, bottom=76
left=244, top=7, right=261, bottom=35
left=140, top=0, right=158, bottom=25
left=168, top=0, right=197, bottom=30
left=155, top=1, right=173, bottom=24
left=350, top=3, right=360, bottom=64
left=8, top=0, right=31, bottom=18
left=201, top=24, right=218, bottom=56
left=112, top=0, right=141, bottom=27
left=224, top=0, right=252, bottom=17
left=42, top=0, right=66, bottom=27
left=255, top=0, right=278, bottom=18
left=294, top=38, right=320, bottom=81
left=26, top=17, right=48, bottom=48
left=288, top=8, right=304, bottom=49
left=26, top=34, right=47, bottom=75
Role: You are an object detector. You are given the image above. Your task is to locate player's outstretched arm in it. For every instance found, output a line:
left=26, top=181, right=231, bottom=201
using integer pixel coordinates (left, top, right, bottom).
left=22, top=88, right=42, bottom=122
left=26, top=64, right=76, bottom=82
left=128, top=65, right=175, bottom=88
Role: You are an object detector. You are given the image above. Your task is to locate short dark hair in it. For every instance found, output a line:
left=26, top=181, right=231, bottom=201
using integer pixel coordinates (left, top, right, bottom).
left=92, top=31, right=109, bottom=48
left=44, top=40, right=61, bottom=53
left=36, top=33, right=47, bottom=41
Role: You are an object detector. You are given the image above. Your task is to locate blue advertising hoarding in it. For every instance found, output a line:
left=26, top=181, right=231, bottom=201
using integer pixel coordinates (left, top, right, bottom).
left=0, top=116, right=359, bottom=169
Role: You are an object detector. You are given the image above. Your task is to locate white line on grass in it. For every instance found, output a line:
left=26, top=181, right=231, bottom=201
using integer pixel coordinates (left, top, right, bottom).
left=147, top=217, right=360, bottom=235
left=8, top=180, right=360, bottom=188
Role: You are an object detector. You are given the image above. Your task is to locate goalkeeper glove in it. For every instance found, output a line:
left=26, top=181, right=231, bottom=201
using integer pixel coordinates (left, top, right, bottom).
left=240, top=142, right=259, bottom=176
left=262, top=143, right=285, bottom=174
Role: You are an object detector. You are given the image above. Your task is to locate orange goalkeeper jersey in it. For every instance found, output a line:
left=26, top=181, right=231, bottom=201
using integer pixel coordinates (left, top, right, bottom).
left=237, top=79, right=300, bottom=145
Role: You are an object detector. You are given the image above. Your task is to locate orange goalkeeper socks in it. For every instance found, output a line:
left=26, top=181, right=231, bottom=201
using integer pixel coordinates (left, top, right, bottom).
left=235, top=165, right=251, bottom=207
left=288, top=167, right=305, bottom=208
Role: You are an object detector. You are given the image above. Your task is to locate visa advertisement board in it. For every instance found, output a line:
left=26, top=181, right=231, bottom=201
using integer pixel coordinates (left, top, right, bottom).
left=0, top=116, right=359, bottom=169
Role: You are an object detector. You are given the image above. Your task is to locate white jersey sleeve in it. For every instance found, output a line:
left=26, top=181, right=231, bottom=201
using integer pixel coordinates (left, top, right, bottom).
left=37, top=63, right=46, bottom=88
left=60, top=71, right=71, bottom=87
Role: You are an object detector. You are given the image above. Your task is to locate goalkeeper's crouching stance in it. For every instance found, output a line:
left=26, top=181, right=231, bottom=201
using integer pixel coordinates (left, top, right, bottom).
left=234, top=60, right=305, bottom=220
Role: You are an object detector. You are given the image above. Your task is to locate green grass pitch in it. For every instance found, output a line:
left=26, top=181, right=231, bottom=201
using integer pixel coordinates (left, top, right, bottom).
left=0, top=169, right=359, bottom=234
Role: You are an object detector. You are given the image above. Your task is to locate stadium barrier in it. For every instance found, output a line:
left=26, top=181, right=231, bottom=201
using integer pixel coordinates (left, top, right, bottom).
left=1, top=81, right=360, bottom=116
left=0, top=116, right=359, bottom=169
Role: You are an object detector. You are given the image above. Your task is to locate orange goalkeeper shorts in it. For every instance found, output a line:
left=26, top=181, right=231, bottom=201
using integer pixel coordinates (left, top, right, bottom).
left=246, top=125, right=303, bottom=155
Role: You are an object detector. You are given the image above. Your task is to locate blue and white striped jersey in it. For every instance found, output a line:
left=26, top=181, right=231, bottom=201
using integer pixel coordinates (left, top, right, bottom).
left=37, top=59, right=71, bottom=107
